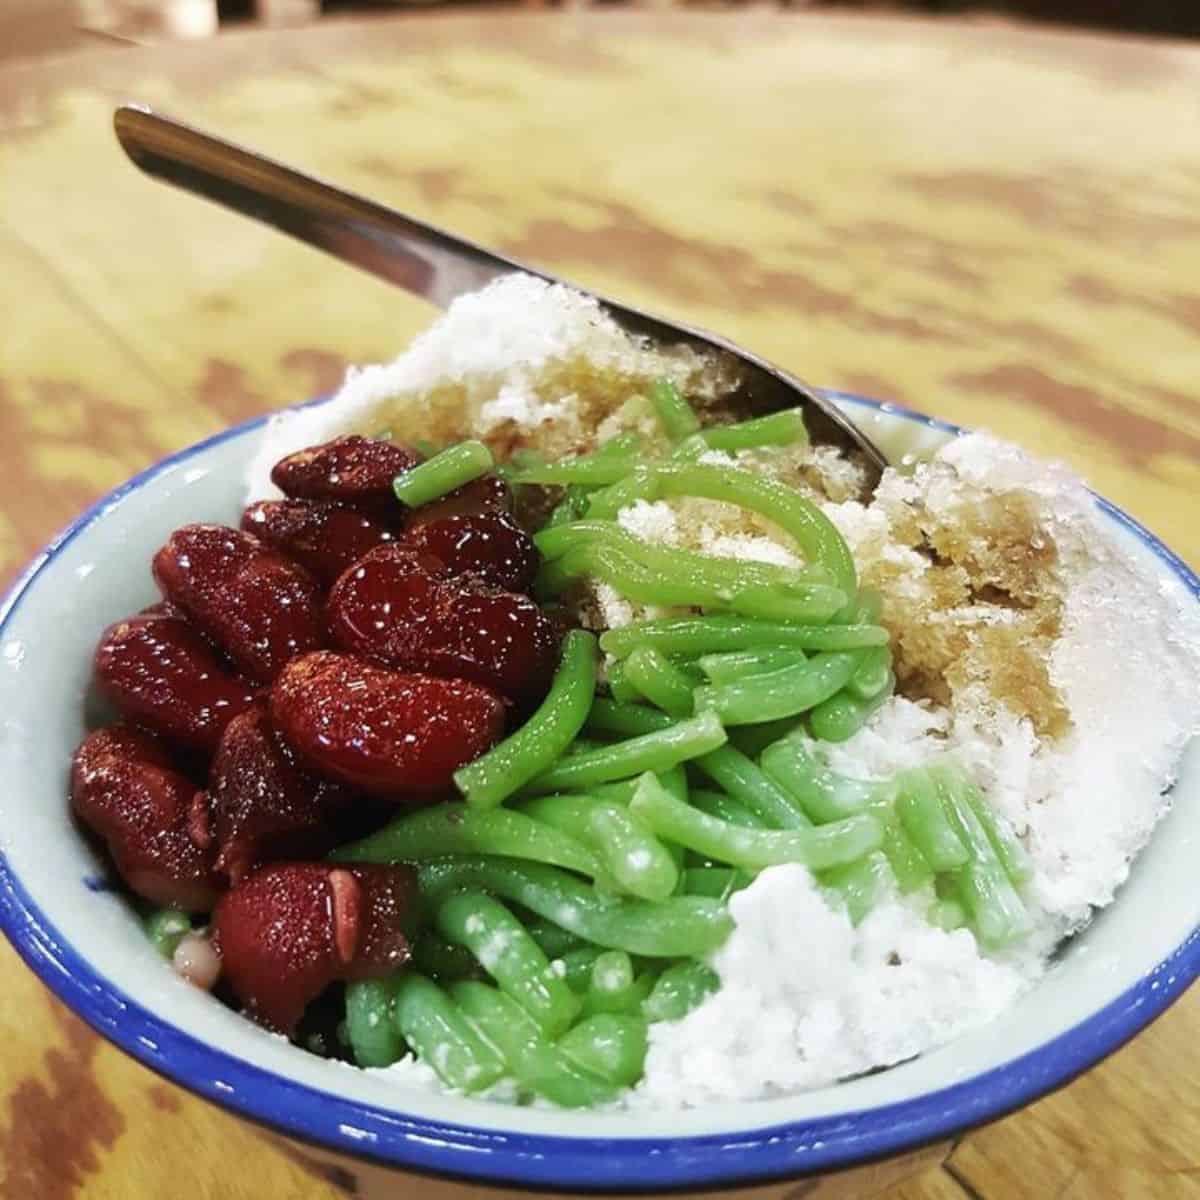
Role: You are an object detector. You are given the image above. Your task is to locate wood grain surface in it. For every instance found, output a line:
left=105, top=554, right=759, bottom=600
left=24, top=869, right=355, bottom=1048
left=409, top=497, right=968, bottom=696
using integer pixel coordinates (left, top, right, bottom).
left=0, top=11, right=1197, bottom=1199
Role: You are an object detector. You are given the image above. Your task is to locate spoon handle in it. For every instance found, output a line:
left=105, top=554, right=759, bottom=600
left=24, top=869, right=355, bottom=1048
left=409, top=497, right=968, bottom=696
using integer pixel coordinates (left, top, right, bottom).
left=113, top=104, right=542, bottom=309
left=113, top=104, right=887, bottom=482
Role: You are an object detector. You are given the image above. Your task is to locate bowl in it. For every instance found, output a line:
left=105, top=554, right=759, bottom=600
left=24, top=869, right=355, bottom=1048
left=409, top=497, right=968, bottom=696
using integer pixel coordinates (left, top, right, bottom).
left=0, top=392, right=1195, bottom=1199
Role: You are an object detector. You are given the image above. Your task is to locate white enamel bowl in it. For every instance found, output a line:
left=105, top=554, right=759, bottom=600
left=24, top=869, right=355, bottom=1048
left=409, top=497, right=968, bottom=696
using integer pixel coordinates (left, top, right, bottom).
left=0, top=393, right=1195, bottom=1198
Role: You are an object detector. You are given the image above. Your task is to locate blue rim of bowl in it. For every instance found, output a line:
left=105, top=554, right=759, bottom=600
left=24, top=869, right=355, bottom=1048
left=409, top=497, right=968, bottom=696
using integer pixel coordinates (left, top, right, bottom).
left=0, top=392, right=1196, bottom=1194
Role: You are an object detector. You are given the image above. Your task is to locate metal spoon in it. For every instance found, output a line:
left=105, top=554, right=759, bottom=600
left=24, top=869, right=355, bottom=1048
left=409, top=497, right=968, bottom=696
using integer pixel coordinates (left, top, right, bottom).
left=113, top=104, right=886, bottom=487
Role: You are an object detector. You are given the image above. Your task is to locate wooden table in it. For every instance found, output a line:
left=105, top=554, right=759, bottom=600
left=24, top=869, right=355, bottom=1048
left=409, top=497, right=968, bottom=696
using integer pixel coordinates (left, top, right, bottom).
left=1, top=10, right=1197, bottom=1198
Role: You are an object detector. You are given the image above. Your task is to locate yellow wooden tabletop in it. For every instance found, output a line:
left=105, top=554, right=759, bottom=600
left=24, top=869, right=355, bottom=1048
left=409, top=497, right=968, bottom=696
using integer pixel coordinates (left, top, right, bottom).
left=0, top=11, right=1197, bottom=1198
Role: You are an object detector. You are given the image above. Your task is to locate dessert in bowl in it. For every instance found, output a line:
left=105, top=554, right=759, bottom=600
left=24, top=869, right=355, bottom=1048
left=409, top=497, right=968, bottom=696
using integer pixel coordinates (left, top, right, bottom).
left=0, top=276, right=1196, bottom=1196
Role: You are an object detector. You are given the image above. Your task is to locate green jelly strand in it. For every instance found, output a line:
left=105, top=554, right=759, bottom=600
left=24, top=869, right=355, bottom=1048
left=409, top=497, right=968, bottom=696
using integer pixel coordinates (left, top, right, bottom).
left=450, top=982, right=618, bottom=1108
left=393, top=440, right=494, bottom=508
left=558, top=946, right=606, bottom=993
left=504, top=432, right=642, bottom=488
left=557, top=1013, right=649, bottom=1088
left=623, top=645, right=696, bottom=718
left=630, top=772, right=882, bottom=872
left=587, top=801, right=680, bottom=902
left=642, top=960, right=721, bottom=1023
left=538, top=524, right=846, bottom=622
left=600, top=615, right=888, bottom=660
left=894, top=769, right=971, bottom=872
left=392, top=973, right=508, bottom=1093
left=545, top=485, right=596, bottom=529
left=759, top=732, right=879, bottom=823
left=696, top=652, right=858, bottom=726
left=585, top=697, right=674, bottom=738
left=933, top=766, right=1032, bottom=949
left=808, top=670, right=895, bottom=743
left=455, top=630, right=599, bottom=809
left=411, top=932, right=482, bottom=984
left=650, top=378, right=701, bottom=442
left=606, top=658, right=641, bottom=703
left=585, top=465, right=660, bottom=520
left=694, top=743, right=812, bottom=829
left=652, top=462, right=857, bottom=599
left=332, top=799, right=603, bottom=881
left=847, top=645, right=892, bottom=700
left=874, top=800, right=934, bottom=895
left=955, top=769, right=1033, bottom=886
left=819, top=851, right=892, bottom=926
left=679, top=866, right=754, bottom=899
left=435, top=892, right=581, bottom=1036
left=580, top=950, right=644, bottom=1016
left=144, top=908, right=191, bottom=960
left=688, top=788, right=766, bottom=829
left=418, top=856, right=733, bottom=958
left=928, top=898, right=968, bottom=931
left=517, top=791, right=679, bottom=902
left=697, top=409, right=808, bottom=453
left=728, top=717, right=804, bottom=758
left=522, top=916, right=586, bottom=961
left=345, top=978, right=406, bottom=1068
left=698, top=647, right=808, bottom=686
left=522, top=711, right=727, bottom=795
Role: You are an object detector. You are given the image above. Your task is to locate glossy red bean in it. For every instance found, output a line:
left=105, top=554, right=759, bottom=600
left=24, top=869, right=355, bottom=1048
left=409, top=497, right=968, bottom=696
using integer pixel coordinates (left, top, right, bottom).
left=270, top=651, right=506, bottom=797
left=398, top=511, right=539, bottom=593
left=241, top=499, right=393, bottom=586
left=404, top=473, right=512, bottom=527
left=94, top=609, right=258, bottom=752
left=213, top=862, right=417, bottom=1033
left=153, top=524, right=324, bottom=684
left=209, top=702, right=356, bottom=884
left=270, top=435, right=421, bottom=515
left=327, top=544, right=559, bottom=706
left=71, top=726, right=222, bottom=911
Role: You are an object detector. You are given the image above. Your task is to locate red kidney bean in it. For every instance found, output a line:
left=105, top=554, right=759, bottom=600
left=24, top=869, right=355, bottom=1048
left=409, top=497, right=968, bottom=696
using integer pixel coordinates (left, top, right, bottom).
left=398, top=510, right=539, bottom=593
left=71, top=726, right=222, bottom=911
left=213, top=861, right=417, bottom=1034
left=270, top=435, right=422, bottom=516
left=327, top=544, right=558, bottom=706
left=94, top=608, right=258, bottom=752
left=270, top=651, right=506, bottom=798
left=404, top=473, right=512, bottom=527
left=241, top=499, right=393, bottom=587
left=153, top=524, right=324, bottom=684
left=208, top=702, right=358, bottom=885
